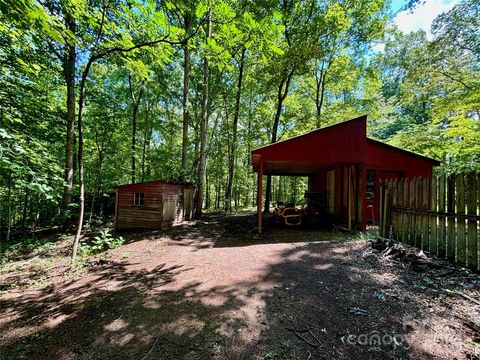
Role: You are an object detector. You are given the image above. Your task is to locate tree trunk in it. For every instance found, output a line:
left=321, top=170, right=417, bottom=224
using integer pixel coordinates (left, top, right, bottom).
left=70, top=31, right=186, bottom=263
left=89, top=148, right=104, bottom=224
left=315, top=60, right=327, bottom=128
left=22, top=185, right=29, bottom=228
left=194, top=8, right=212, bottom=219
left=62, top=13, right=76, bottom=229
left=264, top=69, right=294, bottom=212
left=129, top=75, right=144, bottom=184
left=141, top=102, right=151, bottom=183
left=72, top=59, right=95, bottom=264
left=6, top=170, right=13, bottom=243
left=225, top=47, right=246, bottom=212
left=181, top=11, right=192, bottom=172
left=205, top=171, right=210, bottom=209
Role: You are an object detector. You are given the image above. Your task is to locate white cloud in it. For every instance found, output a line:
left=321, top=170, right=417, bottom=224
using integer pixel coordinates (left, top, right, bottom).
left=392, top=0, right=460, bottom=39
left=371, top=42, right=385, bottom=53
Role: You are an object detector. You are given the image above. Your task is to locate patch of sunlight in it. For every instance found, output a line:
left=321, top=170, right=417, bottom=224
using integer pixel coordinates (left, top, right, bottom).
left=116, top=333, right=135, bottom=346
left=143, top=298, right=161, bottom=309
left=104, top=318, right=128, bottom=331
left=46, top=313, right=72, bottom=328
left=331, top=246, right=351, bottom=254
left=314, top=263, right=333, bottom=270
left=200, top=294, right=229, bottom=307
left=371, top=271, right=403, bottom=286
left=162, top=314, right=205, bottom=336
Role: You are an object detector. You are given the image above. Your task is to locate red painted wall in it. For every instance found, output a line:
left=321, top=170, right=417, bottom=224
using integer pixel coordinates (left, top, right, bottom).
left=366, top=139, right=438, bottom=177
left=251, top=116, right=440, bottom=227
left=365, top=139, right=439, bottom=223
left=252, top=116, right=368, bottom=170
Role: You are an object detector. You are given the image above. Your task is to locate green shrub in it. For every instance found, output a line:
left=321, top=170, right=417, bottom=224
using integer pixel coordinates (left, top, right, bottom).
left=81, top=229, right=124, bottom=256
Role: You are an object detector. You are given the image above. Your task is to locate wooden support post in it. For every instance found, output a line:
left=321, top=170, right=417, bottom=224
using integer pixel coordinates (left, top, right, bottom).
left=421, top=177, right=430, bottom=251
left=358, top=163, right=366, bottom=231
left=447, top=175, right=456, bottom=259
left=437, top=175, right=446, bottom=257
left=415, top=177, right=422, bottom=248
left=379, top=180, right=384, bottom=237
left=383, top=185, right=390, bottom=238
left=466, top=173, right=478, bottom=269
left=398, top=179, right=404, bottom=243
left=430, top=177, right=438, bottom=254
left=257, top=159, right=263, bottom=236
left=402, top=178, right=411, bottom=244
left=455, top=173, right=466, bottom=265
left=113, top=190, right=119, bottom=232
left=348, top=166, right=352, bottom=231
left=408, top=178, right=415, bottom=245
left=392, top=179, right=398, bottom=240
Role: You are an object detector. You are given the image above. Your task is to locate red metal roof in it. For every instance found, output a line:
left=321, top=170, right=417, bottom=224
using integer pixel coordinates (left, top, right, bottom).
left=251, top=115, right=440, bottom=175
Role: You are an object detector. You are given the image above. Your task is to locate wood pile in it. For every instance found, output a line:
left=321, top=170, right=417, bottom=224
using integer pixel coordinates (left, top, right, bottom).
left=369, top=237, right=456, bottom=273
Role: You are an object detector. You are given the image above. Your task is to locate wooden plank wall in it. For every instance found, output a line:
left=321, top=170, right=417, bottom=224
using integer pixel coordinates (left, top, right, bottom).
left=116, top=188, right=163, bottom=230
left=380, top=173, right=480, bottom=270
left=183, top=188, right=194, bottom=220
left=115, top=183, right=195, bottom=230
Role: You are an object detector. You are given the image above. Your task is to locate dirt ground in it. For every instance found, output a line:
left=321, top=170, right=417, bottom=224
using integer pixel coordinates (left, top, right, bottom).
left=0, top=213, right=479, bottom=360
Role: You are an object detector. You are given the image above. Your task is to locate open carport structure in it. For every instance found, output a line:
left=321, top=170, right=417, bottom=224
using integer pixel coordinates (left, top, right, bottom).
left=251, top=115, right=439, bottom=234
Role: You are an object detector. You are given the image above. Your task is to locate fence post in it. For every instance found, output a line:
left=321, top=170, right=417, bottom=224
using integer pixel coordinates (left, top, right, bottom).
left=437, top=175, right=446, bottom=257
left=397, top=179, right=404, bottom=243
left=466, top=173, right=478, bottom=269
left=422, top=177, right=429, bottom=251
left=379, top=180, right=384, bottom=237
left=392, top=179, right=398, bottom=240
left=447, top=175, right=456, bottom=260
left=385, top=182, right=392, bottom=238
left=415, top=177, right=422, bottom=248
left=409, top=178, right=416, bottom=246
left=455, top=173, right=466, bottom=265
left=430, top=176, right=438, bottom=254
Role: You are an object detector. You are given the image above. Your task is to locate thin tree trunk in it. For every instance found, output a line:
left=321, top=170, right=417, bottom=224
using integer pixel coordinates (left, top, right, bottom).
left=195, top=8, right=212, bottom=219
left=6, top=170, right=13, bottom=243
left=264, top=69, right=294, bottom=212
left=129, top=75, right=144, bottom=184
left=225, top=47, right=246, bottom=212
left=22, top=185, right=29, bottom=228
left=315, top=60, right=327, bottom=128
left=71, top=33, right=187, bottom=263
left=62, top=13, right=76, bottom=229
left=216, top=181, right=221, bottom=209
left=72, top=59, right=95, bottom=264
left=205, top=172, right=210, bottom=209
left=141, top=102, right=151, bottom=183
left=181, top=11, right=192, bottom=172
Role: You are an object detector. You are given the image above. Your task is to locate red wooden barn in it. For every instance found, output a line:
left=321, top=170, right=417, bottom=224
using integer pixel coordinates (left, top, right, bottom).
left=251, top=115, right=440, bottom=233
left=113, top=180, right=195, bottom=230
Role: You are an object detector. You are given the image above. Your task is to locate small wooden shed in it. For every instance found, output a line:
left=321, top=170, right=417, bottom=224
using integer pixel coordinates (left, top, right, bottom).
left=113, top=180, right=195, bottom=231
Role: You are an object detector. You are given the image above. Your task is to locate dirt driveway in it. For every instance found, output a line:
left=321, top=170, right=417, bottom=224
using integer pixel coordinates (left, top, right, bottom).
left=0, top=214, right=478, bottom=359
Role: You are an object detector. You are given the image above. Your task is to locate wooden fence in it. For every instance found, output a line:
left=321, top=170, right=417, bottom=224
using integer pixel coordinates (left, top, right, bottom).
left=380, top=173, right=480, bottom=270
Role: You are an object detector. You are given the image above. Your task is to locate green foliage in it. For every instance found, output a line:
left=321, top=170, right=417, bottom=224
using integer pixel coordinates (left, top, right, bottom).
left=377, top=1, right=480, bottom=173
left=80, top=229, right=124, bottom=256
left=0, top=235, right=56, bottom=261
left=0, top=0, right=477, bottom=232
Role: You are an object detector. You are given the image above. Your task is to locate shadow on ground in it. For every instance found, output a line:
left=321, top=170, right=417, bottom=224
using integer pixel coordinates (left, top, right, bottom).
left=0, top=214, right=450, bottom=359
